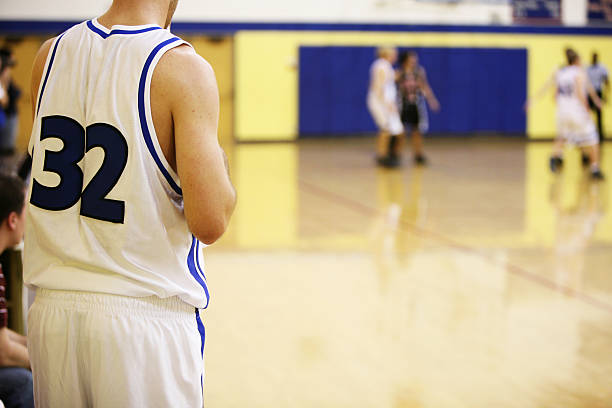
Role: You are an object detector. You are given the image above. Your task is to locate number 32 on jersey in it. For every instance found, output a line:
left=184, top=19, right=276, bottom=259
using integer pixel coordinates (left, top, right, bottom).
left=30, top=115, right=128, bottom=224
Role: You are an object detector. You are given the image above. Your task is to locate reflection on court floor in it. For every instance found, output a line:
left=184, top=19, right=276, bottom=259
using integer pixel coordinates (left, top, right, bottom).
left=204, top=139, right=612, bottom=407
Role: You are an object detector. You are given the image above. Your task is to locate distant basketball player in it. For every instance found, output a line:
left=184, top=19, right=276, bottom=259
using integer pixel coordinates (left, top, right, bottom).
left=398, top=51, right=440, bottom=165
left=528, top=48, right=603, bottom=180
left=587, top=52, right=609, bottom=143
left=25, top=0, right=236, bottom=406
left=368, top=47, right=404, bottom=168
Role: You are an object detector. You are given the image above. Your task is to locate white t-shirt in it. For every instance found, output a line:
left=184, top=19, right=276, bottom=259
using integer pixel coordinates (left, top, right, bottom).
left=587, top=63, right=609, bottom=91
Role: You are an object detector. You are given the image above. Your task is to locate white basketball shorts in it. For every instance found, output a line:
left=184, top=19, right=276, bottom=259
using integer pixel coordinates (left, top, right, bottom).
left=557, top=102, right=599, bottom=147
left=28, top=289, right=205, bottom=408
left=367, top=93, right=404, bottom=135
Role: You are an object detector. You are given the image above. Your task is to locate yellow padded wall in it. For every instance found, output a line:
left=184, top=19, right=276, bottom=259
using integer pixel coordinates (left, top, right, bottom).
left=234, top=31, right=612, bottom=142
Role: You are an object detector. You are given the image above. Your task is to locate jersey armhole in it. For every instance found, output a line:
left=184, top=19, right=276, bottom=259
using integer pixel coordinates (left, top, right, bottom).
left=138, top=37, right=192, bottom=197
left=30, top=34, right=67, bottom=156
left=34, top=34, right=66, bottom=120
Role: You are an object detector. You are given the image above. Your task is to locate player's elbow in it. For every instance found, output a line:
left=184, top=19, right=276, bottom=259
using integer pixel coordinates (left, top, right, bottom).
left=188, top=200, right=235, bottom=245
left=189, top=216, right=230, bottom=245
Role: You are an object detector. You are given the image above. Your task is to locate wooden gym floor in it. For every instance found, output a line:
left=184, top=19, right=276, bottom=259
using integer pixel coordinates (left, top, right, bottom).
left=203, top=137, right=612, bottom=407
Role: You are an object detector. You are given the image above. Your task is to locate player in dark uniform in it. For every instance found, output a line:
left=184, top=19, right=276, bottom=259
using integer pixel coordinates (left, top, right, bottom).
left=397, top=51, right=440, bottom=165
left=587, top=52, right=608, bottom=144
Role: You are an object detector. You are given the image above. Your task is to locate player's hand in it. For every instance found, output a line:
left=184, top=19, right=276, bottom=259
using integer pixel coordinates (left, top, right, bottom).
left=430, top=99, right=440, bottom=112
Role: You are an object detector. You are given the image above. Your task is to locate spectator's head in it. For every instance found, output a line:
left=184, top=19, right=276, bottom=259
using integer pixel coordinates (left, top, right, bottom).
left=565, top=48, right=579, bottom=66
left=0, top=48, right=16, bottom=77
left=592, top=52, right=599, bottom=65
left=399, top=51, right=418, bottom=70
left=377, top=47, right=398, bottom=64
left=0, top=173, right=26, bottom=252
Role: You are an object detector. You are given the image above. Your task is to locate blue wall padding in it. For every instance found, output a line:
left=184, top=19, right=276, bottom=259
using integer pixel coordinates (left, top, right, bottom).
left=298, top=46, right=527, bottom=137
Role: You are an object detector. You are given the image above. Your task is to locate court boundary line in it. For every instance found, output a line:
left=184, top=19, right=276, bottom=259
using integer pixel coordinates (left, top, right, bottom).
left=299, top=179, right=612, bottom=315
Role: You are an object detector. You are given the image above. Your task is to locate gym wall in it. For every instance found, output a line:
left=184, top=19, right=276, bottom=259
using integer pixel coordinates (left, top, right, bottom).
left=0, top=34, right=234, bottom=152
left=234, top=28, right=612, bottom=141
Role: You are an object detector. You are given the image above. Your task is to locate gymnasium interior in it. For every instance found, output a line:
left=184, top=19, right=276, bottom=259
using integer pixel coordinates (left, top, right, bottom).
left=1, top=0, right=612, bottom=406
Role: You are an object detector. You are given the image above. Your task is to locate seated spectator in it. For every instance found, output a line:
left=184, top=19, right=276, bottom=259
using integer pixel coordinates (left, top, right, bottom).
left=0, top=58, right=6, bottom=138
left=0, top=49, right=20, bottom=156
left=0, top=173, right=33, bottom=408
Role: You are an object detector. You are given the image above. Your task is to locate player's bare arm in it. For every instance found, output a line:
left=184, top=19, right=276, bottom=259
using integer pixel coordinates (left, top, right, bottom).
left=420, top=69, right=440, bottom=111
left=525, top=71, right=556, bottom=109
left=5, top=328, right=27, bottom=347
left=157, top=45, right=236, bottom=244
left=30, top=38, right=55, bottom=118
left=0, top=327, right=30, bottom=369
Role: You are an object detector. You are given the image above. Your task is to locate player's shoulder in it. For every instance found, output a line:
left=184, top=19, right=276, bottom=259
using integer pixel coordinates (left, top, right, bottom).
left=35, top=38, right=56, bottom=64
left=373, top=58, right=388, bottom=68
left=156, top=44, right=215, bottom=86
left=555, top=65, right=567, bottom=75
left=161, top=44, right=213, bottom=72
left=576, top=65, right=588, bottom=75
left=31, top=37, right=57, bottom=82
left=153, top=44, right=217, bottom=108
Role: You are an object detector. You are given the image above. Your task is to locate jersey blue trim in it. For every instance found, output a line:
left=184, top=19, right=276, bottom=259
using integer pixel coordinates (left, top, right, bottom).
left=3, top=20, right=612, bottom=36
left=195, top=308, right=206, bottom=391
left=138, top=36, right=183, bottom=196
left=86, top=20, right=162, bottom=39
left=195, top=239, right=210, bottom=308
left=36, top=32, right=65, bottom=117
left=195, top=240, right=207, bottom=282
left=187, top=236, right=210, bottom=308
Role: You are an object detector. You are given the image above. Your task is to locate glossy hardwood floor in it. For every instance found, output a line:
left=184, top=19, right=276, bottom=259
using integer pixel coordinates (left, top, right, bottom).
left=203, top=138, right=612, bottom=408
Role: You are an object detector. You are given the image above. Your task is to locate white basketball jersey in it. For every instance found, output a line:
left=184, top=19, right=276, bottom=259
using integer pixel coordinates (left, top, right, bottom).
left=24, top=19, right=210, bottom=309
left=556, top=65, right=587, bottom=108
left=369, top=58, right=397, bottom=103
left=554, top=65, right=598, bottom=145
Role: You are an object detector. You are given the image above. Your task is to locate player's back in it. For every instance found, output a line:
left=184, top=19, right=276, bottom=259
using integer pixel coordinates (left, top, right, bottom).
left=556, top=65, right=584, bottom=102
left=25, top=19, right=210, bottom=309
left=369, top=58, right=396, bottom=102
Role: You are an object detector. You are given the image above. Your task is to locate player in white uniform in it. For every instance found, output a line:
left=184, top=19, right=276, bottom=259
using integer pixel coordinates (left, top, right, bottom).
left=24, top=0, right=236, bottom=406
left=527, top=48, right=603, bottom=179
left=367, top=47, right=404, bottom=168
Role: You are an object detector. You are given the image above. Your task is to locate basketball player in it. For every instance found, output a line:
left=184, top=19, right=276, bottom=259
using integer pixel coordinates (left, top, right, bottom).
left=587, top=52, right=609, bottom=143
left=368, top=47, right=404, bottom=168
left=527, top=48, right=604, bottom=180
left=398, top=51, right=440, bottom=165
left=24, top=0, right=236, bottom=406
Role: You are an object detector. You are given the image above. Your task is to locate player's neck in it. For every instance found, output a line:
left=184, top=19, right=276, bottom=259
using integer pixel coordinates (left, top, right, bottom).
left=98, top=0, right=169, bottom=29
left=0, top=230, right=10, bottom=255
